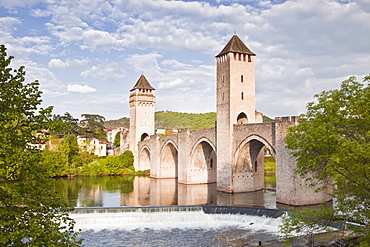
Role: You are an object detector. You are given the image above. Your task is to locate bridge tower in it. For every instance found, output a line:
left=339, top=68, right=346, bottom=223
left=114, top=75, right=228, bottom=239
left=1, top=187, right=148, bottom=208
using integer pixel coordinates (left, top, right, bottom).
left=216, top=35, right=262, bottom=192
left=129, top=75, right=156, bottom=171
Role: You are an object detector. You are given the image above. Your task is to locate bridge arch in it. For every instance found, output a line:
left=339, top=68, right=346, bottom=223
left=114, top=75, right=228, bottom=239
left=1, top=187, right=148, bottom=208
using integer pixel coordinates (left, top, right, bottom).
left=159, top=140, right=179, bottom=178
left=232, top=134, right=275, bottom=192
left=138, top=145, right=151, bottom=171
left=189, top=137, right=217, bottom=183
left=235, top=134, right=275, bottom=158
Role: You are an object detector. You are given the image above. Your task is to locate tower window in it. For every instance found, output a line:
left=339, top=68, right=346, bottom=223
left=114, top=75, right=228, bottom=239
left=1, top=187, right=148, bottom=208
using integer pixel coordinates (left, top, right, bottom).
left=238, top=53, right=241, bottom=61
left=241, top=92, right=244, bottom=100
left=234, top=53, right=237, bottom=60
left=243, top=54, right=246, bottom=61
left=241, top=75, right=243, bottom=82
left=254, top=161, right=258, bottom=172
left=248, top=55, right=251, bottom=62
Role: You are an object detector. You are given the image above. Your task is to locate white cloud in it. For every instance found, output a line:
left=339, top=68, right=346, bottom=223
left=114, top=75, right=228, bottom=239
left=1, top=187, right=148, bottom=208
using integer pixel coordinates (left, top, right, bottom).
left=48, top=58, right=89, bottom=69
left=81, top=61, right=127, bottom=82
left=81, top=29, right=123, bottom=50
left=0, top=0, right=369, bottom=120
left=158, top=78, right=187, bottom=90
left=0, top=17, right=21, bottom=31
left=67, top=84, right=96, bottom=93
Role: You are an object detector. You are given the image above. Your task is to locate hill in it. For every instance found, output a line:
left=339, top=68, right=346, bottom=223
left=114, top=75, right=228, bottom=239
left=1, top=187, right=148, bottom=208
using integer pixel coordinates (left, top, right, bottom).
left=104, top=111, right=274, bottom=130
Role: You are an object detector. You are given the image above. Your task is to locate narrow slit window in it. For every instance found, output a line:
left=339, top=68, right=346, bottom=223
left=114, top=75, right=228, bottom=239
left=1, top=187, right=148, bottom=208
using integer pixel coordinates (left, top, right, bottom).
left=241, top=75, right=243, bottom=82
left=248, top=55, right=251, bottom=62
left=241, top=92, right=244, bottom=100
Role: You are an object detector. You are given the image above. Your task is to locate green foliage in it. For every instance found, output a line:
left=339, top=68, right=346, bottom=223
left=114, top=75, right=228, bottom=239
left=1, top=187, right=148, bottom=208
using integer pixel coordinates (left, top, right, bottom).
left=104, top=117, right=130, bottom=128
left=0, top=45, right=81, bottom=245
left=59, top=134, right=80, bottom=175
left=105, top=112, right=274, bottom=131
left=155, top=111, right=216, bottom=130
left=120, top=150, right=134, bottom=170
left=80, top=160, right=107, bottom=176
left=42, top=149, right=65, bottom=177
left=79, top=151, right=134, bottom=176
left=114, top=131, right=120, bottom=147
left=50, top=112, right=80, bottom=137
left=263, top=115, right=274, bottom=122
left=101, top=156, right=122, bottom=175
left=79, top=114, right=106, bottom=139
left=283, top=75, right=370, bottom=244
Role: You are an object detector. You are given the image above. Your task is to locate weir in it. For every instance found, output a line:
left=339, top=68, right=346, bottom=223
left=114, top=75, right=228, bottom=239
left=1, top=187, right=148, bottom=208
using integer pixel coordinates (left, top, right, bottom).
left=73, top=205, right=285, bottom=218
left=71, top=205, right=285, bottom=230
left=71, top=205, right=286, bottom=246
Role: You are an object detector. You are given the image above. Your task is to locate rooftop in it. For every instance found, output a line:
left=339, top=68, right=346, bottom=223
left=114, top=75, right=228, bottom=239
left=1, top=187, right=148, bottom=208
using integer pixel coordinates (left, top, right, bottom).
left=216, top=35, right=256, bottom=57
left=131, top=75, right=155, bottom=91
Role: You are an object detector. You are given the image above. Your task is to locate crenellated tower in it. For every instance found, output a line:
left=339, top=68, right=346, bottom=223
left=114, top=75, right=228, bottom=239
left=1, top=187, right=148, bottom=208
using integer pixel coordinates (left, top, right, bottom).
left=216, top=35, right=262, bottom=192
left=129, top=75, right=156, bottom=171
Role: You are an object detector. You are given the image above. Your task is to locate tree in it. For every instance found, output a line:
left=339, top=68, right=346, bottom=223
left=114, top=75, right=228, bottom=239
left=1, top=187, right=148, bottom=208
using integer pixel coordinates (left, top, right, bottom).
left=59, top=134, right=80, bottom=176
left=114, top=131, right=120, bottom=147
left=282, top=75, right=370, bottom=245
left=120, top=150, right=134, bottom=170
left=0, top=45, right=81, bottom=245
left=50, top=112, right=79, bottom=137
left=79, top=114, right=106, bottom=139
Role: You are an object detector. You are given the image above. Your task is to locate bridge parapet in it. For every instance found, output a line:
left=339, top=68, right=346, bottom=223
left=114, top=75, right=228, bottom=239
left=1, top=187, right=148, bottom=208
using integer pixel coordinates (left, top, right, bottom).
left=275, top=116, right=299, bottom=124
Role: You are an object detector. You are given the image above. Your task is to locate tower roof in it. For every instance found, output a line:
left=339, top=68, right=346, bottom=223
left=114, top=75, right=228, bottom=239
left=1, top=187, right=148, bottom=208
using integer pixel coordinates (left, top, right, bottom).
left=216, top=35, right=256, bottom=57
left=131, top=75, right=155, bottom=91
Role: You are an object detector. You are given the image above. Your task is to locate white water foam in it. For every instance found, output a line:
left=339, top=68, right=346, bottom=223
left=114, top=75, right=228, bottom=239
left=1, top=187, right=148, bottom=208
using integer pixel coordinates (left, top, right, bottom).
left=71, top=211, right=282, bottom=233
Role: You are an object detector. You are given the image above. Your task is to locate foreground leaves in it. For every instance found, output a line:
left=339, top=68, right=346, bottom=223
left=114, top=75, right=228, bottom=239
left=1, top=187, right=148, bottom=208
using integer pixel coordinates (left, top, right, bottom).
left=282, top=75, right=370, bottom=245
left=0, top=44, right=81, bottom=246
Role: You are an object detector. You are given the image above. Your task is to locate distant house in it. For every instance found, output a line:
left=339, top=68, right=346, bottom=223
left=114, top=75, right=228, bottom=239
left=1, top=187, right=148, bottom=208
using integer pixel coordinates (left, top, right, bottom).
left=28, top=130, right=48, bottom=151
left=77, top=136, right=107, bottom=156
left=28, top=141, right=46, bottom=151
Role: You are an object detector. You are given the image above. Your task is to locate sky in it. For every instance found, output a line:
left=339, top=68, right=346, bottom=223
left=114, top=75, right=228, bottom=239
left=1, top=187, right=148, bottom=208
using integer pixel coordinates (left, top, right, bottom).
left=0, top=0, right=369, bottom=121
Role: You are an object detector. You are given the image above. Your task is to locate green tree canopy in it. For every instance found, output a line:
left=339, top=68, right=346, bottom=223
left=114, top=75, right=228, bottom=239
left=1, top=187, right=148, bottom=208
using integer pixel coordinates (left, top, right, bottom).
left=80, top=114, right=106, bottom=139
left=282, top=75, right=370, bottom=244
left=50, top=112, right=80, bottom=137
left=0, top=45, right=81, bottom=245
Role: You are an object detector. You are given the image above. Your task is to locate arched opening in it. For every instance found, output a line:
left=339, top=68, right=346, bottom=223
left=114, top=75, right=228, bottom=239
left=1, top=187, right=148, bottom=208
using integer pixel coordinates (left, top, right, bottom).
left=263, top=147, right=276, bottom=190
left=237, top=112, right=248, bottom=124
left=138, top=147, right=151, bottom=171
left=234, top=136, right=275, bottom=193
left=160, top=142, right=178, bottom=178
left=141, top=133, right=149, bottom=141
left=190, top=140, right=217, bottom=184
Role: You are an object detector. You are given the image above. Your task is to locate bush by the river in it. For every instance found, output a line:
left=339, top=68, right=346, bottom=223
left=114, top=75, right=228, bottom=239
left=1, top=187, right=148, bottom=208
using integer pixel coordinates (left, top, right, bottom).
left=43, top=148, right=135, bottom=177
left=80, top=151, right=135, bottom=176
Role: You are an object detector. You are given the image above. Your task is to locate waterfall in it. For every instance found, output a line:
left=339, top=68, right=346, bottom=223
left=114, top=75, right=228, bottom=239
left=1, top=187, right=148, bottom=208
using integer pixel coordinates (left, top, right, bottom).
left=70, top=205, right=284, bottom=232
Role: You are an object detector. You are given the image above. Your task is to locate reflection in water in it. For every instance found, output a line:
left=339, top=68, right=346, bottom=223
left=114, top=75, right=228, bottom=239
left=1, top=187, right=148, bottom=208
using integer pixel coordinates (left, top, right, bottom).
left=52, top=175, right=277, bottom=208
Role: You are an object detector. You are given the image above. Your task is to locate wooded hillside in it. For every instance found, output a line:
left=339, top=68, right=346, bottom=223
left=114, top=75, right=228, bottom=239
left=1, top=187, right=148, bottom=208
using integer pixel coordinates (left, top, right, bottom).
left=105, top=111, right=274, bottom=130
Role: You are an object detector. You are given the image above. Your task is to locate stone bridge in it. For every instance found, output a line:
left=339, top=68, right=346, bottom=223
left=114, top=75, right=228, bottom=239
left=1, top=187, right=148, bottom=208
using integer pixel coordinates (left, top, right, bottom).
left=137, top=116, right=332, bottom=206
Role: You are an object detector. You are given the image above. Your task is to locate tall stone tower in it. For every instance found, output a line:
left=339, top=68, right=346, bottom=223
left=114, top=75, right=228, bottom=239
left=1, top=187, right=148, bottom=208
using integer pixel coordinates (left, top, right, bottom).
left=216, top=35, right=261, bottom=192
left=129, top=75, right=156, bottom=171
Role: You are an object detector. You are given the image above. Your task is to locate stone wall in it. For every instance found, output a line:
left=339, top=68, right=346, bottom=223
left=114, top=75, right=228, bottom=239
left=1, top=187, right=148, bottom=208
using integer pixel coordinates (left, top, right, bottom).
left=275, top=116, right=332, bottom=206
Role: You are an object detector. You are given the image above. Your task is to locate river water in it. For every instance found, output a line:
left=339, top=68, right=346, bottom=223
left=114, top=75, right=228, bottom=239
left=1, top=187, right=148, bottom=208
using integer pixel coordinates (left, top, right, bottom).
left=52, top=175, right=282, bottom=246
left=52, top=175, right=277, bottom=208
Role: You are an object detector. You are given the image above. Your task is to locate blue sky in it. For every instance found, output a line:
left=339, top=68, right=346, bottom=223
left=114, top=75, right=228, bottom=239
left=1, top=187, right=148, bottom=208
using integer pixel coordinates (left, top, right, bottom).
left=1, top=0, right=369, bottom=120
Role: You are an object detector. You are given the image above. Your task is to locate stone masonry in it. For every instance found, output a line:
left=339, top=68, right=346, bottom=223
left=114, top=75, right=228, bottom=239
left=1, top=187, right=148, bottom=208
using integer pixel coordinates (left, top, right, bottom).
left=128, top=35, right=332, bottom=206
